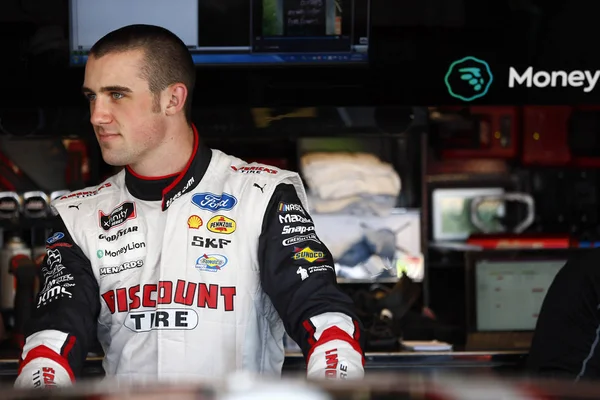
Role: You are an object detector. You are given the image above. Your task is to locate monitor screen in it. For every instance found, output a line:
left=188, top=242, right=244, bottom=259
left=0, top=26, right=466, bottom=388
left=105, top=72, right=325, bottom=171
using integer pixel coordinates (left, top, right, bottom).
left=68, top=0, right=370, bottom=66
left=475, top=258, right=567, bottom=332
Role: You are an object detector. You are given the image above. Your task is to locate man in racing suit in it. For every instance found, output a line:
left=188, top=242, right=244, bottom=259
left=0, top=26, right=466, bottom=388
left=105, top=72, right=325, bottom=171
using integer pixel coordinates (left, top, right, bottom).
left=15, top=24, right=364, bottom=387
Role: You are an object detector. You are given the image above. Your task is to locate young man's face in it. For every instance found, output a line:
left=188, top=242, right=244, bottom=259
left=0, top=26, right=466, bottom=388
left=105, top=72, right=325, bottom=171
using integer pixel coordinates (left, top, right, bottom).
left=82, top=49, right=168, bottom=168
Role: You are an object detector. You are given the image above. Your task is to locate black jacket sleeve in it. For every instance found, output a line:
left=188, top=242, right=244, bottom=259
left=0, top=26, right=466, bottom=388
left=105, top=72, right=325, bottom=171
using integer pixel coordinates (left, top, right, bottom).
left=258, top=183, right=364, bottom=358
left=527, top=249, right=600, bottom=380
left=23, top=215, right=100, bottom=377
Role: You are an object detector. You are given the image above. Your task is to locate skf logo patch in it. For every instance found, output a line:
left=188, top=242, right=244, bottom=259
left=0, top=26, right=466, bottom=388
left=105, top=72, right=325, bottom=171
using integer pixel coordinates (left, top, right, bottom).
left=292, top=247, right=326, bottom=263
left=187, top=215, right=203, bottom=229
left=99, top=202, right=136, bottom=231
left=207, top=215, right=236, bottom=234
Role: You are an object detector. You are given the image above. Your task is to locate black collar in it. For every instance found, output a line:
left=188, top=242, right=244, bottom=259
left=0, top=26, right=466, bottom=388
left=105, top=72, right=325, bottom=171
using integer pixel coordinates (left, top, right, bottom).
left=124, top=125, right=211, bottom=210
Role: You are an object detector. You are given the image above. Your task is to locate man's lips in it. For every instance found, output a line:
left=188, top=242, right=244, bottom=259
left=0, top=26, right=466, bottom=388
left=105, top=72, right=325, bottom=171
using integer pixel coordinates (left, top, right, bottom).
left=97, top=133, right=120, bottom=140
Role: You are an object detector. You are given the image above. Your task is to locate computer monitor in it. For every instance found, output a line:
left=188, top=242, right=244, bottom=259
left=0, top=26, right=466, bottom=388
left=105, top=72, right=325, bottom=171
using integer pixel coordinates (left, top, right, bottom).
left=68, top=0, right=370, bottom=66
left=465, top=250, right=570, bottom=333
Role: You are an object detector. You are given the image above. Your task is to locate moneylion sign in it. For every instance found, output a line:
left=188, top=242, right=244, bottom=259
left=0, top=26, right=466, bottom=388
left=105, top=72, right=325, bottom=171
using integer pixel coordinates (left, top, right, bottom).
left=508, top=67, right=600, bottom=93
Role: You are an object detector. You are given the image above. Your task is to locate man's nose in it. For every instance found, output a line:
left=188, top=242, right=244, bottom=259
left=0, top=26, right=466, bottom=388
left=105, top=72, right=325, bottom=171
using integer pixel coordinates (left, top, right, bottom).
left=90, top=99, right=112, bottom=125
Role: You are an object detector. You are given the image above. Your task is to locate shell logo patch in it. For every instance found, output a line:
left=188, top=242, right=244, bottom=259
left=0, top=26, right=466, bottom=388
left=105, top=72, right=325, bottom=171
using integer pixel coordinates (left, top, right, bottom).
left=207, top=215, right=236, bottom=234
left=187, top=215, right=203, bottom=229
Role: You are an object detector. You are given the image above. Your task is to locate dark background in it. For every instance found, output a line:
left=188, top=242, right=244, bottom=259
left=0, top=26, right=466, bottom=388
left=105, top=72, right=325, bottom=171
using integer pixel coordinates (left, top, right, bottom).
left=0, top=0, right=592, bottom=109
left=0, top=0, right=598, bottom=352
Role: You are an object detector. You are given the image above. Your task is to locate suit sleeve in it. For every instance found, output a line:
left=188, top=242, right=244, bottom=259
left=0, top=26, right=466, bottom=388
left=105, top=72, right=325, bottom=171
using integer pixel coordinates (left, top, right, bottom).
left=527, top=249, right=600, bottom=380
left=258, top=183, right=365, bottom=379
left=18, top=214, right=100, bottom=383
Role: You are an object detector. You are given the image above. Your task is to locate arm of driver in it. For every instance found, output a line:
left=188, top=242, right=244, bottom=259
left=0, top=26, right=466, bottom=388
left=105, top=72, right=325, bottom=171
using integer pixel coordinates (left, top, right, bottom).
left=15, top=216, right=100, bottom=388
left=257, top=183, right=365, bottom=380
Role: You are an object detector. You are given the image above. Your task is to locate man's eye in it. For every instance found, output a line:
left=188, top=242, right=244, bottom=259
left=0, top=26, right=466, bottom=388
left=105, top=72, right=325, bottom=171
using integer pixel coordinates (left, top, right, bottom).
left=111, top=92, right=124, bottom=100
left=84, top=93, right=96, bottom=101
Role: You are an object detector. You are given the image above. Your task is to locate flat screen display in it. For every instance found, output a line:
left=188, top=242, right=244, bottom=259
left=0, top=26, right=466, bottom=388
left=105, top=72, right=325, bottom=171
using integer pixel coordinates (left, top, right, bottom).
left=475, top=258, right=566, bottom=331
left=69, top=0, right=369, bottom=66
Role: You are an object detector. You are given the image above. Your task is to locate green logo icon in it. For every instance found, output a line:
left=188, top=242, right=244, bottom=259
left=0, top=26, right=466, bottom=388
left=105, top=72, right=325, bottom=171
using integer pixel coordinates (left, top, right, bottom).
left=444, top=56, right=493, bottom=101
left=97, top=250, right=103, bottom=259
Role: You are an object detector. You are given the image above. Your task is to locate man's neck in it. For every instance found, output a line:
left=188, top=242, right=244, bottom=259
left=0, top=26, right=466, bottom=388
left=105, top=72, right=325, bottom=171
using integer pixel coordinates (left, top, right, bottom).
left=128, top=124, right=195, bottom=178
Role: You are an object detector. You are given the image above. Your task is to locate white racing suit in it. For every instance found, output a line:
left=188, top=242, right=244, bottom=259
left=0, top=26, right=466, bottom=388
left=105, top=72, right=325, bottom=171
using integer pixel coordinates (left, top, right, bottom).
left=15, top=128, right=364, bottom=387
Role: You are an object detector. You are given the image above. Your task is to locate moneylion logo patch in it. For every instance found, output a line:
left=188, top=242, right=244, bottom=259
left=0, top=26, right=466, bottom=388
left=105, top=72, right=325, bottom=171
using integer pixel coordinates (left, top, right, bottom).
left=207, top=215, right=236, bottom=234
left=292, top=246, right=326, bottom=263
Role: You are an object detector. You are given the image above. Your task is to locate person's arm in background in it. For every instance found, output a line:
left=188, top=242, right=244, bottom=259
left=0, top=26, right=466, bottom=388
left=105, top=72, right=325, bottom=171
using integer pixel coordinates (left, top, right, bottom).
left=527, top=249, right=600, bottom=381
left=14, top=216, right=100, bottom=388
left=258, top=183, right=365, bottom=380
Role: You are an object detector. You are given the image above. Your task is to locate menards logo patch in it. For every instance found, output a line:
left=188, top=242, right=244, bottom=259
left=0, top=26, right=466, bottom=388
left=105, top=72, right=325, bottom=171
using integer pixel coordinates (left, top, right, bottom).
left=292, top=246, right=325, bottom=263
left=207, top=215, right=236, bottom=234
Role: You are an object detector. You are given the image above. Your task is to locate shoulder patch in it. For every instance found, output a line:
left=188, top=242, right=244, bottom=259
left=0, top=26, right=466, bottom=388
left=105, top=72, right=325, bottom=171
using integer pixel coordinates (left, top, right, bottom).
left=230, top=164, right=279, bottom=175
left=55, top=181, right=114, bottom=203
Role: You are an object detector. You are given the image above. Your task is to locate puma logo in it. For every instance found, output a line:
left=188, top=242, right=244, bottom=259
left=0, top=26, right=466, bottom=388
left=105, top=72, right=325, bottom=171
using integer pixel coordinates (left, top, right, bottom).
left=69, top=203, right=81, bottom=210
left=253, top=183, right=265, bottom=193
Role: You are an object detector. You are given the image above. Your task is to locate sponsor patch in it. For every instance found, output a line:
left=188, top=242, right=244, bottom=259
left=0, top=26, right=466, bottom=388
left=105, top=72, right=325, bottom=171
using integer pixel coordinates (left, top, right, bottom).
left=191, top=192, right=237, bottom=212
left=207, top=215, right=236, bottom=234
left=46, top=232, right=64, bottom=245
left=125, top=309, right=200, bottom=332
left=99, top=202, right=136, bottom=231
left=102, top=281, right=237, bottom=313
left=282, top=225, right=314, bottom=235
left=37, top=268, right=74, bottom=308
left=60, top=182, right=111, bottom=200
left=278, top=202, right=305, bottom=214
left=297, top=266, right=309, bottom=281
left=42, top=249, right=66, bottom=279
left=231, top=165, right=278, bottom=174
left=100, top=260, right=144, bottom=276
left=99, top=226, right=138, bottom=242
left=47, top=242, right=72, bottom=249
left=191, top=236, right=231, bottom=249
left=98, top=241, right=146, bottom=258
left=195, top=254, right=228, bottom=272
left=292, top=246, right=326, bottom=263
left=278, top=214, right=312, bottom=224
left=187, top=215, right=203, bottom=229
left=282, top=233, right=322, bottom=247
left=37, top=284, right=73, bottom=307
left=164, top=177, right=195, bottom=209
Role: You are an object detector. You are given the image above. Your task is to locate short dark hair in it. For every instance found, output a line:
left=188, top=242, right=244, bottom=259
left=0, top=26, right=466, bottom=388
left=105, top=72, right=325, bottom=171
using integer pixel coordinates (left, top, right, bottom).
left=89, top=24, right=196, bottom=124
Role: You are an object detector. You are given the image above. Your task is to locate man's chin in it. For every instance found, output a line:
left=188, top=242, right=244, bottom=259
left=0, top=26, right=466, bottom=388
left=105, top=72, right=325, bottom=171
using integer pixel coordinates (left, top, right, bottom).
left=100, top=152, right=129, bottom=167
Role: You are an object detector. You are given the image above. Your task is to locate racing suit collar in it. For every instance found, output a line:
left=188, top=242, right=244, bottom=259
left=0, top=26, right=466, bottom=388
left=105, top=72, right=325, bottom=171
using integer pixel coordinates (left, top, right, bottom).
left=124, top=124, right=211, bottom=210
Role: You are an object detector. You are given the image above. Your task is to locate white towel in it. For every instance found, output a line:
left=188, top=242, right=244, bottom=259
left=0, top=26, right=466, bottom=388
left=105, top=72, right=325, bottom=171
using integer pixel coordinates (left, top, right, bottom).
left=301, top=152, right=401, bottom=201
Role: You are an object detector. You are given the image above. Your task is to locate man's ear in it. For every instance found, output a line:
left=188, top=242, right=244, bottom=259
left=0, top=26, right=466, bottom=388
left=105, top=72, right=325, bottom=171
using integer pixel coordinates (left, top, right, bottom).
left=164, top=83, right=188, bottom=116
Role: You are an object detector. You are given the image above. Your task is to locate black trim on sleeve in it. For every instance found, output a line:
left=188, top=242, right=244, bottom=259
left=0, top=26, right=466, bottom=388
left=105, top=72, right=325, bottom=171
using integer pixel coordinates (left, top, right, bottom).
left=25, top=215, right=100, bottom=377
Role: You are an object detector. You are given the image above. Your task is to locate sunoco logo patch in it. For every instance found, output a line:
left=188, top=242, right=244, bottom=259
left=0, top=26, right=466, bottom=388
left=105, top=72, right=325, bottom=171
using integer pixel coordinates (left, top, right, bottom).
left=99, top=202, right=137, bottom=231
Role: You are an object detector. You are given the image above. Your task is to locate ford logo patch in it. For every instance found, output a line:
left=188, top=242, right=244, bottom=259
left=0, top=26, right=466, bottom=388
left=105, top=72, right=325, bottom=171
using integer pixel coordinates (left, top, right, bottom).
left=191, top=192, right=237, bottom=212
left=46, top=232, right=65, bottom=244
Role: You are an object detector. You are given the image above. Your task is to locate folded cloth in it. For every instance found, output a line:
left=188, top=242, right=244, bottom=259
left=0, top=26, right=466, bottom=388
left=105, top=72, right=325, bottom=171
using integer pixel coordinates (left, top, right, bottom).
left=307, top=193, right=397, bottom=216
left=301, top=152, right=401, bottom=201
